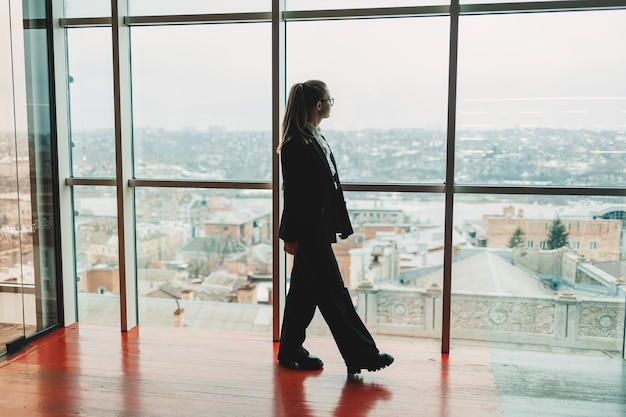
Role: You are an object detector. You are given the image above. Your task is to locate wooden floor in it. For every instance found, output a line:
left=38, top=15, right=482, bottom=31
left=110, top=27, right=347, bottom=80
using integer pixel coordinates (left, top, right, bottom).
left=0, top=324, right=624, bottom=417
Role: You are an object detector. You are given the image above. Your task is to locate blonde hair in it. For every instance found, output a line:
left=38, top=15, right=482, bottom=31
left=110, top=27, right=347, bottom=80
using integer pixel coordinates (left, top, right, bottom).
left=277, top=80, right=327, bottom=153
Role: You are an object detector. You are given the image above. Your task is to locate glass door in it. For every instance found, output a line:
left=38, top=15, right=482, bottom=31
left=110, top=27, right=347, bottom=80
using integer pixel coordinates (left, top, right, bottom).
left=0, top=0, right=26, bottom=356
left=1, top=0, right=62, bottom=357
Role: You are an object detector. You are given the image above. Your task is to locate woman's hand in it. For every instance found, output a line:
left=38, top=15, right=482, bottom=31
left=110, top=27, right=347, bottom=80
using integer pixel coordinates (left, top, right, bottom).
left=284, top=242, right=299, bottom=255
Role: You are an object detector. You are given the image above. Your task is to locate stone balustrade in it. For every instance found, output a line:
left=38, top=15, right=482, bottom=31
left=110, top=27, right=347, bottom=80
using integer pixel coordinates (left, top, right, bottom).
left=356, top=284, right=626, bottom=352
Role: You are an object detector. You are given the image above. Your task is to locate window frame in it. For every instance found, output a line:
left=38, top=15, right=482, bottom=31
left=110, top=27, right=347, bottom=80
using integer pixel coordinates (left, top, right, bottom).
left=53, top=0, right=626, bottom=358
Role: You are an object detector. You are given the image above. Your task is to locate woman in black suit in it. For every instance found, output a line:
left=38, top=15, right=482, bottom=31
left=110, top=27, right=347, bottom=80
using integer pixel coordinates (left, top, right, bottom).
left=276, top=80, right=393, bottom=375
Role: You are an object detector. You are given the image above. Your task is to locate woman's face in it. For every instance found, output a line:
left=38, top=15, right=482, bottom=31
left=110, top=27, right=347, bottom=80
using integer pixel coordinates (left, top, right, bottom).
left=319, top=88, right=333, bottom=120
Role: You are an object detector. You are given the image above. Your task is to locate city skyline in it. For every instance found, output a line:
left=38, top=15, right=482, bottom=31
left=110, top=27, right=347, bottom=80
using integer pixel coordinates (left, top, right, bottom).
left=64, top=125, right=626, bottom=188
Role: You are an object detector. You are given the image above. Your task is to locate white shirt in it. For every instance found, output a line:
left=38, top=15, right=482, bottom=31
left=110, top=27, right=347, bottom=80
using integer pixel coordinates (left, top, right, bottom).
left=308, top=124, right=336, bottom=177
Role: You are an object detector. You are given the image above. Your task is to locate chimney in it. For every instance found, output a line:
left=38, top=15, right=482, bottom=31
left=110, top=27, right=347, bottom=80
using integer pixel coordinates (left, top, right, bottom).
left=237, top=284, right=257, bottom=304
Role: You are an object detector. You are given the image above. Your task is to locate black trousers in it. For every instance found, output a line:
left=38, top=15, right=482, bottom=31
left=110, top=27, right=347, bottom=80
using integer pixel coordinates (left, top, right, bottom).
left=278, top=240, right=379, bottom=365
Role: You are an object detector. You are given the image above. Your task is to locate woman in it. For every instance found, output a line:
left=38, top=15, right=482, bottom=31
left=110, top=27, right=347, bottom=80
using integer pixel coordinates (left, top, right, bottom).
left=276, top=80, right=394, bottom=375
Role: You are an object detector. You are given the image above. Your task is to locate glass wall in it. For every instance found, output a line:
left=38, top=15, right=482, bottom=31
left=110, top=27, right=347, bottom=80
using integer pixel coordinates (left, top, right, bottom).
left=1, top=0, right=61, bottom=356
left=57, top=1, right=626, bottom=358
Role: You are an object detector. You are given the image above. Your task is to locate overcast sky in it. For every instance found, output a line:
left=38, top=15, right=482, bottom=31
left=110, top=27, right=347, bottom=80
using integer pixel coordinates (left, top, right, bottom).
left=3, top=6, right=626, bottom=133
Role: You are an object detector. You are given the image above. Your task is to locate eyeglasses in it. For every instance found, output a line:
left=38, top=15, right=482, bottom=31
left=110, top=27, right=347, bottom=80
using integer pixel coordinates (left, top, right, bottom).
left=321, top=97, right=334, bottom=107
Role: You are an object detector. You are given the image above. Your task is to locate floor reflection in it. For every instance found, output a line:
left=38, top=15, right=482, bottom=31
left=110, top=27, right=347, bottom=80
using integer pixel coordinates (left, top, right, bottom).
left=439, top=354, right=449, bottom=417
left=272, top=350, right=392, bottom=417
left=333, top=374, right=392, bottom=417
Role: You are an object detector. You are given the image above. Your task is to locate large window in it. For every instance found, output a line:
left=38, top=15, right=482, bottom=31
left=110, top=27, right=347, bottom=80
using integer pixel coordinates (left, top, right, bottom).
left=448, top=8, right=626, bottom=353
left=57, top=2, right=626, bottom=359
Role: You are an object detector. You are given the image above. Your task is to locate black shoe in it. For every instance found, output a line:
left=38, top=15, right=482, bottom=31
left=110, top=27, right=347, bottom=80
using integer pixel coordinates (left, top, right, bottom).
left=278, top=347, right=324, bottom=371
left=346, top=353, right=394, bottom=375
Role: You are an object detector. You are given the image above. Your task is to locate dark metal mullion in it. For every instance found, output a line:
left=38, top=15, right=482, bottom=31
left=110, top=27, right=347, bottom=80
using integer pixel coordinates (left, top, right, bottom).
left=128, top=179, right=272, bottom=189
left=271, top=0, right=286, bottom=344
left=455, top=186, right=626, bottom=196
left=67, top=178, right=626, bottom=198
left=460, top=0, right=626, bottom=15
left=125, top=12, right=272, bottom=26
left=342, top=183, right=445, bottom=193
left=59, top=17, right=112, bottom=28
left=65, top=178, right=116, bottom=186
left=442, top=0, right=460, bottom=355
left=111, top=0, right=128, bottom=331
left=111, top=0, right=137, bottom=332
left=23, top=18, right=48, bottom=29
left=284, top=5, right=450, bottom=21
left=46, top=0, right=66, bottom=330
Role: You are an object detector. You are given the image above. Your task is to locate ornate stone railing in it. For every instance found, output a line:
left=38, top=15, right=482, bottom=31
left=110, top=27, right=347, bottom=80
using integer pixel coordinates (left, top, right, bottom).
left=356, top=284, right=626, bottom=353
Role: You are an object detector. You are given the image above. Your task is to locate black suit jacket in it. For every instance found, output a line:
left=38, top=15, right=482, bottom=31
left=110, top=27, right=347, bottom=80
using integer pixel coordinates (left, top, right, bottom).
left=279, top=135, right=354, bottom=244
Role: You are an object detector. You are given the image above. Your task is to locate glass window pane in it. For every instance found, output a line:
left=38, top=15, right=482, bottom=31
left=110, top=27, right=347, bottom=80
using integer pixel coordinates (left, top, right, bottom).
left=456, top=10, right=626, bottom=186
left=22, top=0, right=47, bottom=20
left=63, top=0, right=111, bottom=18
left=287, top=17, right=449, bottom=183
left=67, top=28, right=116, bottom=178
left=74, top=186, right=120, bottom=326
left=129, top=0, right=270, bottom=15
left=130, top=24, right=272, bottom=181
left=135, top=188, right=272, bottom=331
left=299, top=191, right=445, bottom=342
left=451, top=194, right=626, bottom=354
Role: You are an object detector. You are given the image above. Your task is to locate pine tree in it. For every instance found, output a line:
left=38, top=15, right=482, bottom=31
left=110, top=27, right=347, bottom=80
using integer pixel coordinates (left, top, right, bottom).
left=547, top=217, right=569, bottom=249
left=508, top=226, right=526, bottom=248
